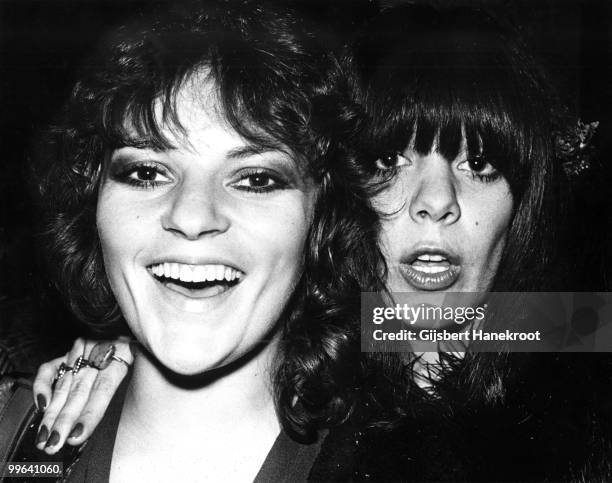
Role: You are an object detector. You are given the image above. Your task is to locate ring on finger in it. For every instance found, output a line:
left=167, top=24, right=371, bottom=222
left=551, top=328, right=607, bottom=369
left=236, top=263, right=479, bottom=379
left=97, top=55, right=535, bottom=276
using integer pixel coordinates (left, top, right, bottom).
left=71, top=355, right=96, bottom=375
left=89, top=342, right=132, bottom=370
left=54, top=362, right=73, bottom=382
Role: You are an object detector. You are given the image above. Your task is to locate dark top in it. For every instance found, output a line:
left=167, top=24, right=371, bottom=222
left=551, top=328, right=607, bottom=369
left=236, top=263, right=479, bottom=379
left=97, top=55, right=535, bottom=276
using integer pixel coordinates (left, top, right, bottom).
left=64, top=382, right=325, bottom=483
left=6, top=353, right=612, bottom=481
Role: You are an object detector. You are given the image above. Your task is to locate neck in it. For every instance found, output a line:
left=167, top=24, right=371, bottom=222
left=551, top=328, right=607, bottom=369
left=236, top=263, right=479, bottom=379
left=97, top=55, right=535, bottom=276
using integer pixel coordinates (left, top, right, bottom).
left=121, top=337, right=281, bottom=442
left=110, top=337, right=283, bottom=482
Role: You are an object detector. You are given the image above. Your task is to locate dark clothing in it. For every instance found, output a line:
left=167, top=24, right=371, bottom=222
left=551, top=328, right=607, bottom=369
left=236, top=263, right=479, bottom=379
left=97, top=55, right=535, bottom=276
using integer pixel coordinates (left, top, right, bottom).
left=338, top=353, right=612, bottom=481
left=253, top=431, right=326, bottom=483
left=2, top=378, right=326, bottom=483
left=62, top=381, right=326, bottom=482
left=3, top=353, right=612, bottom=481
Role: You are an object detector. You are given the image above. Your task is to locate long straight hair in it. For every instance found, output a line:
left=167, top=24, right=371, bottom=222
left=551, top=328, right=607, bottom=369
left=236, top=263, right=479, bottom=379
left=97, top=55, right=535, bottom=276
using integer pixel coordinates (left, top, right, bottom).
left=349, top=3, right=570, bottom=409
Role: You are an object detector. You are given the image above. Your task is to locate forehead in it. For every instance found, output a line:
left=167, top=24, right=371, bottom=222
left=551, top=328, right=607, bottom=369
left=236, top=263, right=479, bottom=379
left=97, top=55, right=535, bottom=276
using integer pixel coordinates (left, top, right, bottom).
left=147, top=74, right=238, bottom=151
left=116, top=71, right=309, bottom=173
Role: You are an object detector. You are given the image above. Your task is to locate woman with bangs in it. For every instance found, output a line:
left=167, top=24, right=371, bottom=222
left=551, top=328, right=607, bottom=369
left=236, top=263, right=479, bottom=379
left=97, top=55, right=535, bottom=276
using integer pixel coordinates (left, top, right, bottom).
left=355, top=4, right=564, bottom=363
left=16, top=2, right=612, bottom=482
left=350, top=5, right=610, bottom=481
left=357, top=3, right=562, bottom=297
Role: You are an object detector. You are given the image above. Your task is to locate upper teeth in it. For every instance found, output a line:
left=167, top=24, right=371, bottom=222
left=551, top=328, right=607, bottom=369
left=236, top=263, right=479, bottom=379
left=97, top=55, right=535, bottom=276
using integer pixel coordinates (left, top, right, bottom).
left=149, top=263, right=242, bottom=283
left=417, top=254, right=446, bottom=262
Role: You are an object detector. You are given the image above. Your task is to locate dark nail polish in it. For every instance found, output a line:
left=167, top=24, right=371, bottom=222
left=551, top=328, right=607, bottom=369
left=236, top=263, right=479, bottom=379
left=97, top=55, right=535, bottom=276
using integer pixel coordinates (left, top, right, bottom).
left=36, top=394, right=47, bottom=411
left=45, top=430, right=60, bottom=448
left=68, top=423, right=83, bottom=440
left=36, top=425, right=49, bottom=445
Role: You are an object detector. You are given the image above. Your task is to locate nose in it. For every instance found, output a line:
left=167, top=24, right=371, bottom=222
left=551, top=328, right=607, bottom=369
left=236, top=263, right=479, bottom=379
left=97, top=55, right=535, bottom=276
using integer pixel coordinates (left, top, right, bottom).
left=409, top=157, right=460, bottom=225
left=162, top=181, right=230, bottom=240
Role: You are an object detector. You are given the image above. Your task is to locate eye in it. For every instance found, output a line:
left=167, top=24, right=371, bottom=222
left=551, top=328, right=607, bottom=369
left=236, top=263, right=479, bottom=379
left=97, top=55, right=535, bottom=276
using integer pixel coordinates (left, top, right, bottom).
left=232, top=169, right=288, bottom=193
left=112, top=162, right=172, bottom=189
left=374, top=152, right=412, bottom=171
left=130, top=166, right=167, bottom=182
left=456, top=155, right=502, bottom=183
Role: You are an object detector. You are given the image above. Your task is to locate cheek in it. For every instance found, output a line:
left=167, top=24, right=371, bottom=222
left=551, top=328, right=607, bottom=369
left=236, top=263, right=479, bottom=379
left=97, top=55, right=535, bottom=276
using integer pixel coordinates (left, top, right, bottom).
left=371, top=177, right=408, bottom=215
left=96, top=187, right=151, bottom=277
left=235, top=195, right=314, bottom=278
left=371, top=183, right=409, bottom=259
left=96, top=189, right=124, bottom=265
left=377, top=219, right=400, bottom=264
left=465, top=185, right=513, bottom=261
left=255, top=216, right=306, bottom=275
left=276, top=210, right=311, bottom=271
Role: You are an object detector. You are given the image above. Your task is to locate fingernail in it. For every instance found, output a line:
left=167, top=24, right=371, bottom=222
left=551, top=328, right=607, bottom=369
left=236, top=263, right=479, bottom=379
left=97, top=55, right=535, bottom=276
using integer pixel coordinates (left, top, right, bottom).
left=36, top=425, right=49, bottom=445
left=36, top=394, right=47, bottom=411
left=45, top=430, right=60, bottom=448
left=68, top=423, right=83, bottom=440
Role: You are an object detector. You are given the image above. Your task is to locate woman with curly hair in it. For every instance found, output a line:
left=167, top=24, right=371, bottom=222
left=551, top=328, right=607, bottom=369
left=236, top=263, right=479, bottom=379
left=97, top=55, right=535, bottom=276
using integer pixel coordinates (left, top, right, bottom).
left=1, top=1, right=386, bottom=480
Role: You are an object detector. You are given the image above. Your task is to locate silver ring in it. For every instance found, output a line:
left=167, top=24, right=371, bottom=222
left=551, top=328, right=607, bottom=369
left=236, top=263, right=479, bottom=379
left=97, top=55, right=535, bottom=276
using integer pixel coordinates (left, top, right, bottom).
left=111, top=354, right=131, bottom=369
left=72, top=355, right=92, bottom=375
left=54, top=362, right=73, bottom=382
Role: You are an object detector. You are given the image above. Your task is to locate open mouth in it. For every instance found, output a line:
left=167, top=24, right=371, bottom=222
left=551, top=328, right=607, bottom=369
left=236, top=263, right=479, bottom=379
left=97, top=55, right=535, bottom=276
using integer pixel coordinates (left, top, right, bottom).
left=148, top=262, right=243, bottom=298
left=399, top=250, right=461, bottom=290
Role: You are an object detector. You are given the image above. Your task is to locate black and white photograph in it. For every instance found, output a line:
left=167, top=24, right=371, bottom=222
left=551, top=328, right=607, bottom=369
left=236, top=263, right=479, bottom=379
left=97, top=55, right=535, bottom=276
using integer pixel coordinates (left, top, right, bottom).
left=1, top=0, right=610, bottom=481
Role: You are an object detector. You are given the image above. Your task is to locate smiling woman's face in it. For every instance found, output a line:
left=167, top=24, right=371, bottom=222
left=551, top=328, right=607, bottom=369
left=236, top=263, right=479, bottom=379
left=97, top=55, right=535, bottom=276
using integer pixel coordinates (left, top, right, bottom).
left=374, top=140, right=513, bottom=293
left=96, top=78, right=317, bottom=375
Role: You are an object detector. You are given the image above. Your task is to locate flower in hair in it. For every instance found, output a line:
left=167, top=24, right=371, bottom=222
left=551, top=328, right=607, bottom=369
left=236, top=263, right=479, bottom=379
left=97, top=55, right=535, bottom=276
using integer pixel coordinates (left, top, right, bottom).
left=555, top=120, right=599, bottom=178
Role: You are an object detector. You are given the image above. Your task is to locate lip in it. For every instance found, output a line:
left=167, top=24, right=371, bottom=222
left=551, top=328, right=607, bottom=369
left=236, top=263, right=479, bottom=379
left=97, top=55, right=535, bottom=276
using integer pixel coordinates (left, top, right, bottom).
left=398, top=245, right=461, bottom=291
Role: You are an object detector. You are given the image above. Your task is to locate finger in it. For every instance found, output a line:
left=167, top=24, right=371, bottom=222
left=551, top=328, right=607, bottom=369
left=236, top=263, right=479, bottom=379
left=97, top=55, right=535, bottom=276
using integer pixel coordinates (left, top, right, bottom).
left=44, top=366, right=99, bottom=454
left=35, top=370, right=74, bottom=450
left=41, top=338, right=101, bottom=453
left=43, top=338, right=100, bottom=452
left=66, top=361, right=130, bottom=446
left=65, top=340, right=133, bottom=446
left=35, top=339, right=86, bottom=449
left=33, top=356, right=66, bottom=411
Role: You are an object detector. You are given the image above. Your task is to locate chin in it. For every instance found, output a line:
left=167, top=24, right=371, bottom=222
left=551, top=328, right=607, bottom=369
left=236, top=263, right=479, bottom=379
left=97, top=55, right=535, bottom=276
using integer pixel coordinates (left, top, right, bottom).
left=135, top=331, right=232, bottom=376
left=144, top=329, right=277, bottom=379
left=151, top=345, right=235, bottom=377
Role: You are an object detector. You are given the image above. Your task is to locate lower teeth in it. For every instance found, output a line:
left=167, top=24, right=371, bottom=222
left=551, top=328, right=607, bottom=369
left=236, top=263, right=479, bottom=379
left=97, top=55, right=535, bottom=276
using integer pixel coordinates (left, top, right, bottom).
left=412, top=265, right=449, bottom=274
left=155, top=275, right=234, bottom=291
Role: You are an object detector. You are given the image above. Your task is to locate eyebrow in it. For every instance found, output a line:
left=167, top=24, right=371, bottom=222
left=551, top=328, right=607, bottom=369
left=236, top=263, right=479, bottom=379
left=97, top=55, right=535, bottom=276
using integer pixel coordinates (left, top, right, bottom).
left=114, top=137, right=298, bottom=168
left=227, top=143, right=305, bottom=175
left=225, top=144, right=288, bottom=159
left=116, top=136, right=170, bottom=151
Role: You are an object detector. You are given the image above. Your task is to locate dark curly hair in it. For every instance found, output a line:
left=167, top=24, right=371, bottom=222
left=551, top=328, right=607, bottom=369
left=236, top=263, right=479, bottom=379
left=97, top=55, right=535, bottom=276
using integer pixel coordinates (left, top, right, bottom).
left=33, top=0, right=384, bottom=441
